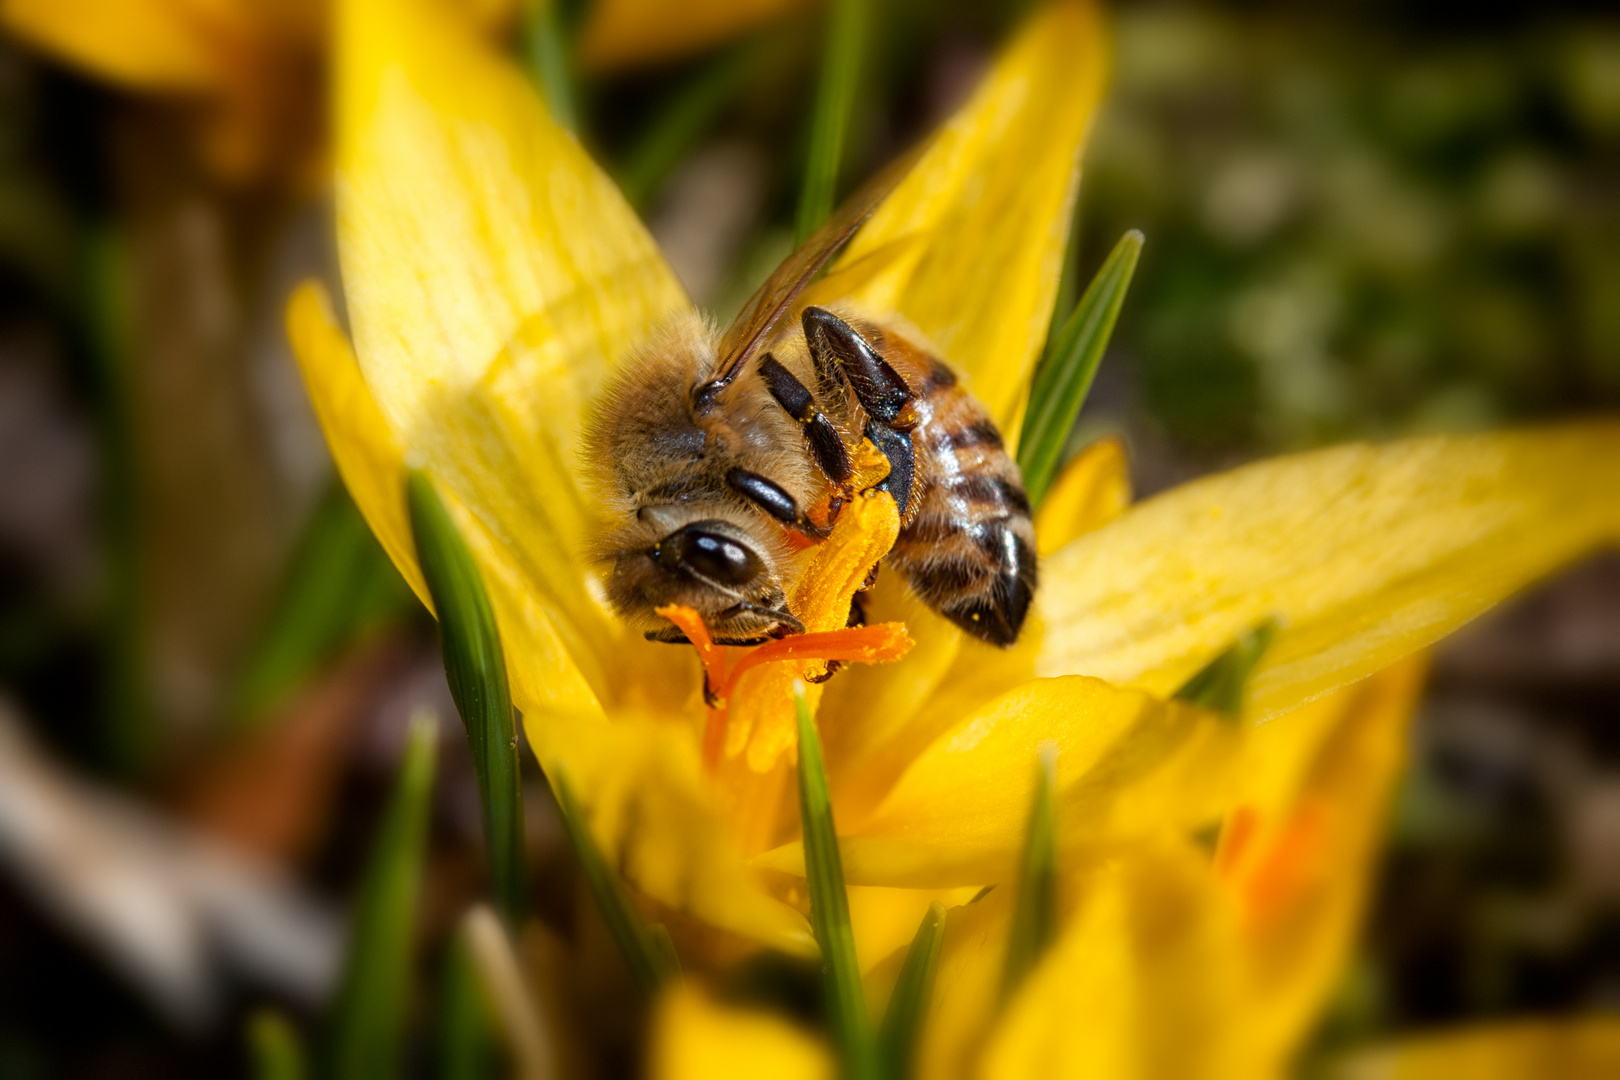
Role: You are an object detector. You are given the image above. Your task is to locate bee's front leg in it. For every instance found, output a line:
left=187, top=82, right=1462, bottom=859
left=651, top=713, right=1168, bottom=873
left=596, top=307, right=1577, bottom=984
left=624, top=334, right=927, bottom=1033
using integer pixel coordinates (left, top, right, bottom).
left=726, top=467, right=830, bottom=539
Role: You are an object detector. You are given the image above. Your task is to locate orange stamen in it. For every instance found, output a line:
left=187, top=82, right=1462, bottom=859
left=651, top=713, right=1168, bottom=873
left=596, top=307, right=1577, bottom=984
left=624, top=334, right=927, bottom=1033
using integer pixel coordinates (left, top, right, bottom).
left=658, top=489, right=911, bottom=774
left=655, top=603, right=730, bottom=690
left=1239, top=799, right=1328, bottom=926
left=1214, top=803, right=1259, bottom=878
left=724, top=623, right=913, bottom=690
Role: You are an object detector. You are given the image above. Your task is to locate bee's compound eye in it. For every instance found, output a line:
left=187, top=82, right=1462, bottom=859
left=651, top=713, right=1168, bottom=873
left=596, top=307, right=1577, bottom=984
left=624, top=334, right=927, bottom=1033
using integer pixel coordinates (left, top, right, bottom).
left=657, top=524, right=764, bottom=587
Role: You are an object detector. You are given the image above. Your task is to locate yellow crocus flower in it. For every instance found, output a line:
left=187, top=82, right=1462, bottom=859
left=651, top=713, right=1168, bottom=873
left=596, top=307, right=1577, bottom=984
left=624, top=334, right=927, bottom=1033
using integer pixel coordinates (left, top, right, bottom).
left=0, top=0, right=507, bottom=184
left=964, top=656, right=1430, bottom=1079
left=287, top=0, right=1620, bottom=984
left=653, top=654, right=1593, bottom=1078
left=3, top=0, right=327, bottom=182
left=579, top=0, right=812, bottom=72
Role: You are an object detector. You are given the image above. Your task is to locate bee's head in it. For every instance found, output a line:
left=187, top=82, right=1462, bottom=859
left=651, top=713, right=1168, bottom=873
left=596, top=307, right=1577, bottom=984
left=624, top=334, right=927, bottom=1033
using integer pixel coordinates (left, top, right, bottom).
left=602, top=513, right=801, bottom=644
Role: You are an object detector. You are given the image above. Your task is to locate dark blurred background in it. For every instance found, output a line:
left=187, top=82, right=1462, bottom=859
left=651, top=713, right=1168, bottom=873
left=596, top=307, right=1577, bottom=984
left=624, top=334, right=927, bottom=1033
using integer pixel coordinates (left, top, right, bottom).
left=0, top=0, right=1615, bottom=1074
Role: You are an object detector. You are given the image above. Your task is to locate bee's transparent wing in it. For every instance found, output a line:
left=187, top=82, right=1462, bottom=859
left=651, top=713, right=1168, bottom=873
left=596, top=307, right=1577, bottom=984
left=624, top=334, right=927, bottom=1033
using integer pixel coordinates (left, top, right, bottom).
left=701, top=145, right=925, bottom=398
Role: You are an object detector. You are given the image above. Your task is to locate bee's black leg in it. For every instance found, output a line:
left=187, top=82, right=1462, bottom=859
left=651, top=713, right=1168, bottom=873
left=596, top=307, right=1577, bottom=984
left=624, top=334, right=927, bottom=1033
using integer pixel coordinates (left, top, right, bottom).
left=727, top=467, right=829, bottom=538
left=759, top=354, right=853, bottom=488
left=802, top=307, right=918, bottom=430
left=863, top=418, right=915, bottom=516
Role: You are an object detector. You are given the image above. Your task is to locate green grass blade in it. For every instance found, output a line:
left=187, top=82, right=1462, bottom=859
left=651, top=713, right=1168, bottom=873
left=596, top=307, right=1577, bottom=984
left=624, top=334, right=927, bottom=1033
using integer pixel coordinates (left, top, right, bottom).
left=999, top=747, right=1057, bottom=1005
left=406, top=470, right=527, bottom=927
left=232, top=481, right=413, bottom=727
left=436, top=929, right=499, bottom=1080
left=795, top=0, right=866, bottom=243
left=1174, top=620, right=1278, bottom=719
left=795, top=690, right=877, bottom=1079
left=878, top=901, right=945, bottom=1080
left=321, top=711, right=438, bottom=1080
left=249, top=1010, right=306, bottom=1080
left=522, top=0, right=576, bottom=132
left=1018, top=230, right=1144, bottom=510
left=616, top=43, right=760, bottom=210
left=551, top=768, right=680, bottom=995
left=81, top=226, right=152, bottom=774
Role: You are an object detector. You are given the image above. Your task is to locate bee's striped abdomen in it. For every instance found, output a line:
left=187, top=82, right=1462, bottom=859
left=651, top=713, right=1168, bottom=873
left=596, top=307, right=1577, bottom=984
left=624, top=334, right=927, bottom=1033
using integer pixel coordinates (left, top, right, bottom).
left=880, top=336, right=1037, bottom=646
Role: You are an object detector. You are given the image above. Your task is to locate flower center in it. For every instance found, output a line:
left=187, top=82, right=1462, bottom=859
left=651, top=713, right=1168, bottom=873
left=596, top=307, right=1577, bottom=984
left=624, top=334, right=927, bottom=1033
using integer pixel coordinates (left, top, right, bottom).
left=657, top=489, right=913, bottom=772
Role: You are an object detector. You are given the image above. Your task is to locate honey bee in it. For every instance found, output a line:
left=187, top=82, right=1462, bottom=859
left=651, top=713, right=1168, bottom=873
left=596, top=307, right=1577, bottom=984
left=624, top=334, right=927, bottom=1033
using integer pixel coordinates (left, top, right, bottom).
left=585, top=163, right=1036, bottom=648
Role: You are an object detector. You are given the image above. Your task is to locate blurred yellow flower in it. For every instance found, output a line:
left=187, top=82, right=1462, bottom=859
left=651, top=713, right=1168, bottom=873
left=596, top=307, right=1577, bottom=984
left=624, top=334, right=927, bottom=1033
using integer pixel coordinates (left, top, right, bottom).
left=578, top=0, right=811, bottom=72
left=3, top=0, right=327, bottom=182
left=286, top=0, right=1620, bottom=1047
left=0, top=0, right=507, bottom=184
left=1328, top=1015, right=1620, bottom=1080
left=652, top=655, right=1615, bottom=1078
left=652, top=982, right=832, bottom=1080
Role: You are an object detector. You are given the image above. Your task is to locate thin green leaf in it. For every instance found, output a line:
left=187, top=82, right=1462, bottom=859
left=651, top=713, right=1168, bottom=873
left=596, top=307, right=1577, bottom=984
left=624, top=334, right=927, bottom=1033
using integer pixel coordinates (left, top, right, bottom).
left=232, top=481, right=412, bottom=727
left=81, top=226, right=151, bottom=774
left=878, top=901, right=945, bottom=1080
left=999, top=747, right=1057, bottom=1005
left=406, top=470, right=526, bottom=926
left=321, top=711, right=437, bottom=1080
left=551, top=768, right=680, bottom=995
left=436, top=931, right=499, bottom=1080
left=249, top=1010, right=306, bottom=1080
left=796, top=689, right=878, bottom=1080
left=1018, top=230, right=1144, bottom=510
left=522, top=0, right=576, bottom=132
left=1174, top=619, right=1278, bottom=719
left=795, top=0, right=866, bottom=243
left=616, top=42, right=761, bottom=210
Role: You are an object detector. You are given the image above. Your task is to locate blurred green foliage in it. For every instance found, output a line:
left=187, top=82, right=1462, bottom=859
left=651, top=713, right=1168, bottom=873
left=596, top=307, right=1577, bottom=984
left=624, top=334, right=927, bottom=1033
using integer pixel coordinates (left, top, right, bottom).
left=1080, top=8, right=1620, bottom=452
left=321, top=711, right=437, bottom=1080
left=232, top=481, right=413, bottom=728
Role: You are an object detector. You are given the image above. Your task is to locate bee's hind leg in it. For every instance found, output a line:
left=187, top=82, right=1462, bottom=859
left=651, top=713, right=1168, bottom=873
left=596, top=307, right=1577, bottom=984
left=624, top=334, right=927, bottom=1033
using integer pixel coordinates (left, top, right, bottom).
left=862, top=418, right=915, bottom=516
left=802, top=307, right=919, bottom=430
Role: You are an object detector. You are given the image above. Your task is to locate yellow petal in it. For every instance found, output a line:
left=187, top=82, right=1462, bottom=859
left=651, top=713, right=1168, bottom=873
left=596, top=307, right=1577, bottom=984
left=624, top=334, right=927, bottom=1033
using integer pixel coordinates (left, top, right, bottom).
left=817, top=576, right=966, bottom=817
left=286, top=282, right=429, bottom=607
left=1037, top=423, right=1620, bottom=721
left=1034, top=435, right=1131, bottom=556
left=652, top=983, right=833, bottom=1080
left=819, top=435, right=1128, bottom=808
left=287, top=283, right=604, bottom=719
left=811, top=0, right=1108, bottom=437
left=1325, top=1017, right=1620, bottom=1080
left=1222, top=656, right=1427, bottom=1070
left=846, top=884, right=979, bottom=975
left=336, top=0, right=689, bottom=689
left=982, top=841, right=1264, bottom=1080
left=2, top=0, right=252, bottom=90
left=912, top=885, right=1016, bottom=1080
left=525, top=708, right=815, bottom=956
left=579, top=0, right=810, bottom=72
left=758, top=675, right=1237, bottom=887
